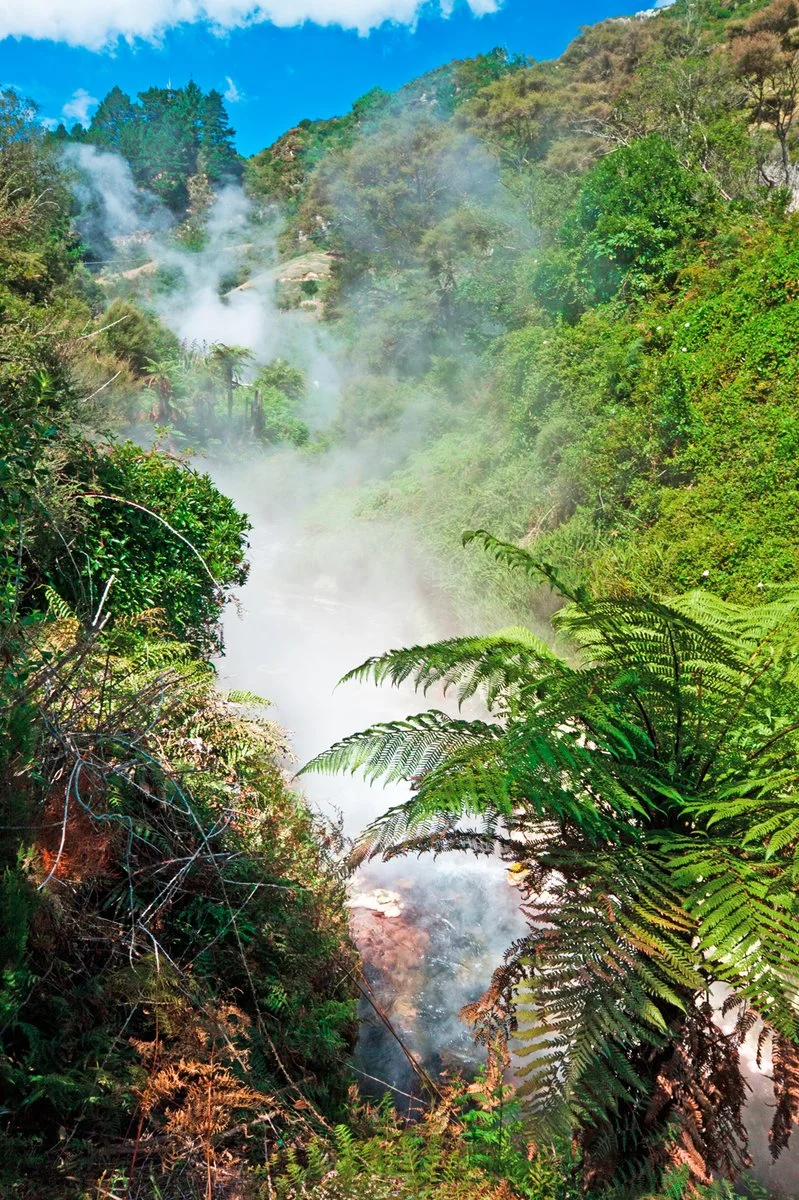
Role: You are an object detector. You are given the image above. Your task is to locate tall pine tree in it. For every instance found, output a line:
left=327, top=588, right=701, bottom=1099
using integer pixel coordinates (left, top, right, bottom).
left=86, top=86, right=137, bottom=153
left=199, top=90, right=242, bottom=185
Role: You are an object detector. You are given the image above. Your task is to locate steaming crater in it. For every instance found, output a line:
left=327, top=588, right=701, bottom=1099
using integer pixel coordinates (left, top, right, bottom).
left=351, top=867, right=524, bottom=1105
left=213, top=456, right=527, bottom=1096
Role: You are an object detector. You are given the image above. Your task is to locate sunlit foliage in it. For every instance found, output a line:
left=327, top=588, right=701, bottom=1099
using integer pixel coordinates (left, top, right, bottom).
left=307, top=533, right=799, bottom=1190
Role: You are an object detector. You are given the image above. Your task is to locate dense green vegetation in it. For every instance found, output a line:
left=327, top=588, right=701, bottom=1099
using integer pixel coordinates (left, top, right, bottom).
left=240, top=0, right=799, bottom=618
left=0, top=87, right=357, bottom=1197
left=5, top=0, right=799, bottom=1194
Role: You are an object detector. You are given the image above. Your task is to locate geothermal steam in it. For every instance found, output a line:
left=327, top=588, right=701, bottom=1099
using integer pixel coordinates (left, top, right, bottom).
left=69, top=140, right=528, bottom=1098
left=69, top=140, right=799, bottom=1188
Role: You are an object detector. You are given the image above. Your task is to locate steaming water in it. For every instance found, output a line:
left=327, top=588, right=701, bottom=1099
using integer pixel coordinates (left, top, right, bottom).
left=212, top=457, right=527, bottom=1100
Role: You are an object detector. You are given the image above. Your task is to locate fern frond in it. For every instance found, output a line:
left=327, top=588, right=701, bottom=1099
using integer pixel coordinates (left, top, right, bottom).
left=44, top=586, right=78, bottom=621
left=340, top=627, right=561, bottom=711
left=462, top=529, right=589, bottom=603
left=665, top=837, right=799, bottom=1038
left=225, top=689, right=271, bottom=707
left=300, top=709, right=502, bottom=785
left=351, top=743, right=512, bottom=862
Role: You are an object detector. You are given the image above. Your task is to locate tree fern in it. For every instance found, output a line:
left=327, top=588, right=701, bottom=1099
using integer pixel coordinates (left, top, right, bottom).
left=304, top=533, right=799, bottom=1189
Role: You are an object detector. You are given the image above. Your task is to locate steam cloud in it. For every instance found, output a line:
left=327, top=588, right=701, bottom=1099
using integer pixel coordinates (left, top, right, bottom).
left=70, top=137, right=528, bottom=1095
left=69, top=138, right=799, bottom=1189
left=66, top=144, right=170, bottom=244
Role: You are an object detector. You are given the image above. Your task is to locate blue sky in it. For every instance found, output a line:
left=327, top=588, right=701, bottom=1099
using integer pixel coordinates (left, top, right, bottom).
left=1, top=0, right=653, bottom=156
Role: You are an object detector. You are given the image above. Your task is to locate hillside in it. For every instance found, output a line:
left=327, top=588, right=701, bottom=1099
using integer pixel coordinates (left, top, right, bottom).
left=5, top=0, right=799, bottom=1196
left=241, top=0, right=799, bottom=615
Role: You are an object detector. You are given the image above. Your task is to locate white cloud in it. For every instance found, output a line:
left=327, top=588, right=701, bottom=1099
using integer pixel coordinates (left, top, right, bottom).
left=224, top=75, right=242, bottom=103
left=62, top=86, right=98, bottom=125
left=0, top=0, right=501, bottom=50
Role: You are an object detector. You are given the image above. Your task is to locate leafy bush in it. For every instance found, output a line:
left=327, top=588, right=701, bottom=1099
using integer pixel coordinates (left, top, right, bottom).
left=98, top=299, right=180, bottom=375
left=0, top=615, right=357, bottom=1196
left=561, top=135, right=713, bottom=305
left=35, top=442, right=250, bottom=651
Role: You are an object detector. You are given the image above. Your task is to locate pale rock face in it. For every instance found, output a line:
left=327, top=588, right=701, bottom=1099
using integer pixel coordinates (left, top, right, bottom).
left=347, top=886, right=403, bottom=919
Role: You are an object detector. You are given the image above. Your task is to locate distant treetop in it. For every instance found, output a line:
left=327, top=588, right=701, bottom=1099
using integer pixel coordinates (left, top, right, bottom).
left=50, top=81, right=242, bottom=214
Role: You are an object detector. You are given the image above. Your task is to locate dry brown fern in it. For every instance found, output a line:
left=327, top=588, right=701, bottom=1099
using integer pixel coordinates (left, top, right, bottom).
left=132, top=1003, right=277, bottom=1196
left=461, top=952, right=528, bottom=1094
left=645, top=1003, right=751, bottom=1187
left=769, top=1031, right=799, bottom=1159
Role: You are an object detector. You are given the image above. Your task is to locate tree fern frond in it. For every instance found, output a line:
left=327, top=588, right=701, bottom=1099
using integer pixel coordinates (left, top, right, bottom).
left=339, top=627, right=561, bottom=711
left=301, top=709, right=502, bottom=786
left=462, top=528, right=589, bottom=603
left=351, top=753, right=511, bottom=863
